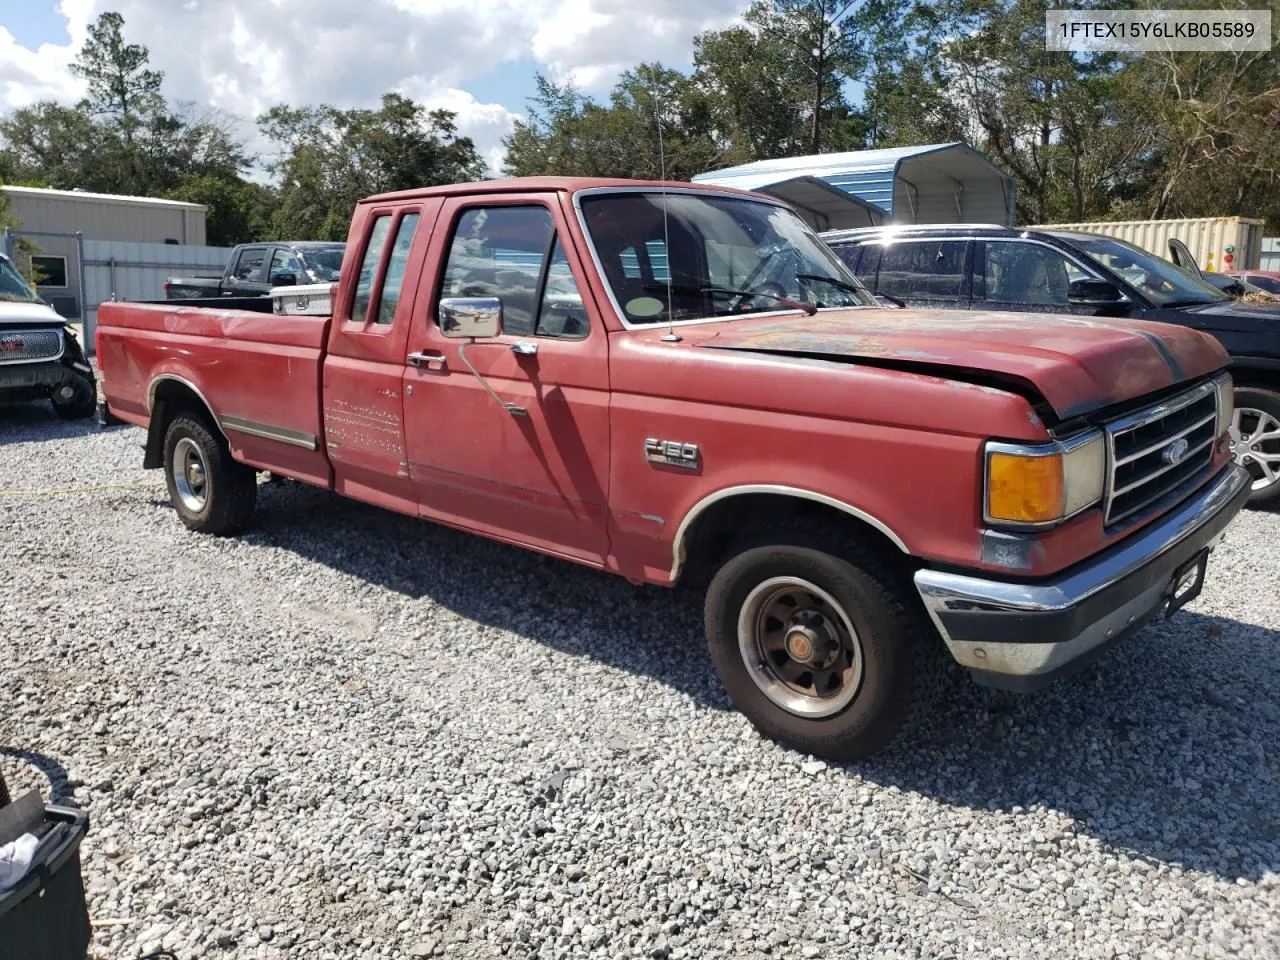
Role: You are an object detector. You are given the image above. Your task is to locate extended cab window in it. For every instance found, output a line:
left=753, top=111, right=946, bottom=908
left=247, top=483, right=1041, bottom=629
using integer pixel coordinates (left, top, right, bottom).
left=440, top=206, right=587, bottom=339
left=351, top=215, right=392, bottom=321
left=867, top=240, right=966, bottom=301
left=377, top=214, right=420, bottom=324
left=977, top=241, right=1091, bottom=306
left=232, top=247, right=267, bottom=281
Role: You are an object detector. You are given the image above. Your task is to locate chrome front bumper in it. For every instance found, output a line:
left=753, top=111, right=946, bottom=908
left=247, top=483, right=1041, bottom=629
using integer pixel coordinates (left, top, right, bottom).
left=914, top=464, right=1252, bottom=691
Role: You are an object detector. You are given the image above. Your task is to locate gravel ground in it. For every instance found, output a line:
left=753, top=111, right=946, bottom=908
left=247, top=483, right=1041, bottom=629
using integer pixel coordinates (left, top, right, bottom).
left=2, top=403, right=1278, bottom=960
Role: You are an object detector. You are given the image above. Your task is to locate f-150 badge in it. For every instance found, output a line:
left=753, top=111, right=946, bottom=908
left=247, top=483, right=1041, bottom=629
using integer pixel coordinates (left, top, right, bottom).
left=645, top=438, right=700, bottom=470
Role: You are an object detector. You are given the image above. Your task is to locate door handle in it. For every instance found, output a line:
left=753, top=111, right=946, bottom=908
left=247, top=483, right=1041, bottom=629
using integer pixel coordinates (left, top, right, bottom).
left=407, top=350, right=446, bottom=369
left=511, top=341, right=538, bottom=356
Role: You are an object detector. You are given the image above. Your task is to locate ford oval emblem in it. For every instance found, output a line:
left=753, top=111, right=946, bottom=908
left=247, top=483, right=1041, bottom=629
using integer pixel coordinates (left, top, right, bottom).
left=1162, top=437, right=1190, bottom=465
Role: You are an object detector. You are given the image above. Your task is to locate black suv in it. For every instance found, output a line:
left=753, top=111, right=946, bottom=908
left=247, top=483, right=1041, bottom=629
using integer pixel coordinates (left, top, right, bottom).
left=823, top=224, right=1280, bottom=504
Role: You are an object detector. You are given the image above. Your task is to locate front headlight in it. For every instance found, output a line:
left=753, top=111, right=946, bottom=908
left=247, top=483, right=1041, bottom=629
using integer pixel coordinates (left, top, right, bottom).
left=985, top=431, right=1106, bottom=526
left=1214, top=373, right=1233, bottom=438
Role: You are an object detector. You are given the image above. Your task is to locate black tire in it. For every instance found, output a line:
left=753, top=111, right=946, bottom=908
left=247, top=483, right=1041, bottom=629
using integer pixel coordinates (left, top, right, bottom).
left=705, top=523, right=921, bottom=760
left=50, top=376, right=97, bottom=420
left=162, top=414, right=257, bottom=535
left=1233, top=386, right=1280, bottom=506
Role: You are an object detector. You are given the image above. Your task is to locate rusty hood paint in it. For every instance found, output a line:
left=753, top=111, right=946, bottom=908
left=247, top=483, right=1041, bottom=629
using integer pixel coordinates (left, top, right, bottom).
left=686, top=309, right=1228, bottom=420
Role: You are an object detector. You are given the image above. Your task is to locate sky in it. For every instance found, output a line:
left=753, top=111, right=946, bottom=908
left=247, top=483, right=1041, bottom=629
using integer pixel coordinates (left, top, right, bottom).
left=0, top=0, right=748, bottom=174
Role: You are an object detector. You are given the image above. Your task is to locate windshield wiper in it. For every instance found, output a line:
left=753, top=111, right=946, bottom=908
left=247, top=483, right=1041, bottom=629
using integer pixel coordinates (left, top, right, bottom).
left=642, top=283, right=817, bottom=316
left=794, top=273, right=891, bottom=307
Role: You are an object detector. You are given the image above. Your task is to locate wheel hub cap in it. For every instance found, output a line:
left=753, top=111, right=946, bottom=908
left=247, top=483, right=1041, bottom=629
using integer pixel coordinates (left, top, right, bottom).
left=784, top=625, right=820, bottom=663
left=1229, top=405, right=1280, bottom=493
left=738, top=577, right=865, bottom=719
left=172, top=437, right=209, bottom=512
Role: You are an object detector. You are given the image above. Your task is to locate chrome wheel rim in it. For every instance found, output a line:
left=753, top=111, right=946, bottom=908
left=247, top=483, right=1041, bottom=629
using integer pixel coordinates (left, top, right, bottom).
left=172, top=437, right=209, bottom=512
left=738, top=577, right=864, bottom=718
left=1229, top=407, right=1280, bottom=493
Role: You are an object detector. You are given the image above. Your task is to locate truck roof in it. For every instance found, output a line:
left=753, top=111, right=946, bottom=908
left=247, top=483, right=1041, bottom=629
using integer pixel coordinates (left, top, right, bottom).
left=362, top=177, right=765, bottom=205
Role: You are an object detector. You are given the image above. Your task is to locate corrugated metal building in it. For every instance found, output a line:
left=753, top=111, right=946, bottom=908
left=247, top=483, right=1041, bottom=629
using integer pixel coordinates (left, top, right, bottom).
left=1, top=185, right=207, bottom=324
left=2, top=186, right=207, bottom=245
left=693, top=143, right=1016, bottom=227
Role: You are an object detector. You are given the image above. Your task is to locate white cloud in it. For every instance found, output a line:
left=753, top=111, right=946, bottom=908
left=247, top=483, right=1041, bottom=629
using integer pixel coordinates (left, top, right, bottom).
left=0, top=25, right=82, bottom=110
left=396, top=82, right=521, bottom=174
left=0, top=0, right=744, bottom=175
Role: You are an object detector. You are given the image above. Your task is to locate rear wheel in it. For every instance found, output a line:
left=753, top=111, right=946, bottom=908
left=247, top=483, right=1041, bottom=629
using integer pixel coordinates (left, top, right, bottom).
left=163, top=415, right=257, bottom=534
left=1230, top=386, right=1280, bottom=505
left=705, top=525, right=919, bottom=760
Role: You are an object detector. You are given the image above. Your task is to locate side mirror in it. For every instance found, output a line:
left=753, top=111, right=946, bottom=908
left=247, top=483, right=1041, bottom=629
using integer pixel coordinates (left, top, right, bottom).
left=439, top=297, right=503, bottom=338
left=272, top=274, right=297, bottom=287
left=1067, top=279, right=1123, bottom=304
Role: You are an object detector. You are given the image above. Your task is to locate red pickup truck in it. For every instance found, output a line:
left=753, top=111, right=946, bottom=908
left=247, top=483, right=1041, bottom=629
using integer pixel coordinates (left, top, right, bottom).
left=97, top=178, right=1251, bottom=759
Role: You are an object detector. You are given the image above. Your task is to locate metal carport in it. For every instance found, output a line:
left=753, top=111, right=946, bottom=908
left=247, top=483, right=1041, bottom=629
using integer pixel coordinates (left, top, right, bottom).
left=693, top=143, right=1015, bottom=227
left=697, top=173, right=887, bottom=231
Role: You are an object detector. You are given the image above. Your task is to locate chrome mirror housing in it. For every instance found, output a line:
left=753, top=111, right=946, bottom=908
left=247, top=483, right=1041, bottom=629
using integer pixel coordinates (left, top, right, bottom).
left=439, top=297, right=503, bottom=338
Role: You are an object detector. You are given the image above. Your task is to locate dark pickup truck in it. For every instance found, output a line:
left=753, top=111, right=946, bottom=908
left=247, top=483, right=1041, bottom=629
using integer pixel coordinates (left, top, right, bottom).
left=165, top=242, right=345, bottom=299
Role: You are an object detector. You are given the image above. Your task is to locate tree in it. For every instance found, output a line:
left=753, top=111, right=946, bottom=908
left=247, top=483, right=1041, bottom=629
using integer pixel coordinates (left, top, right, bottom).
left=1123, top=44, right=1280, bottom=220
left=939, top=0, right=1139, bottom=223
left=70, top=11, right=167, bottom=190
left=503, top=68, right=718, bottom=180
left=167, top=174, right=277, bottom=247
left=844, top=0, right=962, bottom=148
left=693, top=1, right=867, bottom=159
left=261, top=93, right=483, bottom=239
left=692, top=22, right=818, bottom=161
left=71, top=12, right=163, bottom=131
left=0, top=103, right=112, bottom=192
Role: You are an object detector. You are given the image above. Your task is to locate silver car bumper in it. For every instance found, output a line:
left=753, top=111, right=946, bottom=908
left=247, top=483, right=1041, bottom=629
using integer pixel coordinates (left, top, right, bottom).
left=913, top=464, right=1251, bottom=691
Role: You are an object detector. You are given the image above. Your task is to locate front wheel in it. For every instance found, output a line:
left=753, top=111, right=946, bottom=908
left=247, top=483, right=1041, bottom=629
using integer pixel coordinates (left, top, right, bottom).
left=1230, top=386, right=1280, bottom=505
left=705, top=527, right=918, bottom=760
left=163, top=415, right=257, bottom=534
left=50, top=376, right=96, bottom=420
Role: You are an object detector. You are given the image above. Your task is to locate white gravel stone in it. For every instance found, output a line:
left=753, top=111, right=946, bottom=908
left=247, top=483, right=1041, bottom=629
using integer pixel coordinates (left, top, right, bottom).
left=1, top=405, right=1278, bottom=960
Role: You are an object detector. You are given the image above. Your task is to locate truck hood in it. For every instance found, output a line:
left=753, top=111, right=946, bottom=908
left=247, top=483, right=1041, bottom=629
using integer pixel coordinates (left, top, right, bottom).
left=686, top=308, right=1228, bottom=421
left=0, top=299, right=65, bottom=328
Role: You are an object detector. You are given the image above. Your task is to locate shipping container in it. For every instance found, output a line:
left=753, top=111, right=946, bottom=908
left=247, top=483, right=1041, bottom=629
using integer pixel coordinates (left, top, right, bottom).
left=1032, top=216, right=1265, bottom=272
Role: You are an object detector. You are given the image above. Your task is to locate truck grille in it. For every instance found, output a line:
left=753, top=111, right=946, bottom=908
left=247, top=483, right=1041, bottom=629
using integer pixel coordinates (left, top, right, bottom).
left=0, top=329, right=63, bottom=364
left=1104, top=381, right=1218, bottom=524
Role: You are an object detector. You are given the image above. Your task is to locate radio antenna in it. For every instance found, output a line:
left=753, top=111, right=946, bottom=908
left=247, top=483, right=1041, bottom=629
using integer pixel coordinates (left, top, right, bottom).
left=654, top=88, right=680, bottom=343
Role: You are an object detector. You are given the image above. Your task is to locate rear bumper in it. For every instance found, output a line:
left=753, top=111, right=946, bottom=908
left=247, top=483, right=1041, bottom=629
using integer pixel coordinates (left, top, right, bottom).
left=913, top=464, right=1251, bottom=691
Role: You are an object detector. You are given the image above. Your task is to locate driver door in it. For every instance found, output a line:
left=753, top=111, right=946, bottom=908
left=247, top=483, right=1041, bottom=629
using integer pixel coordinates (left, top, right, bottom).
left=401, top=196, right=611, bottom=565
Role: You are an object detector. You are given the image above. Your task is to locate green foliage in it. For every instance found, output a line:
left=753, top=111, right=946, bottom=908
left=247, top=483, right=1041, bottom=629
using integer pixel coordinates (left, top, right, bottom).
left=504, top=69, right=719, bottom=179
left=166, top=173, right=277, bottom=247
left=260, top=93, right=484, bottom=240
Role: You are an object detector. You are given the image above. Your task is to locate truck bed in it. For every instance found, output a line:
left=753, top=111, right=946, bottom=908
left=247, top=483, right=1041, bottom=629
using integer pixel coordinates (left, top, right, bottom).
left=96, top=301, right=333, bottom=488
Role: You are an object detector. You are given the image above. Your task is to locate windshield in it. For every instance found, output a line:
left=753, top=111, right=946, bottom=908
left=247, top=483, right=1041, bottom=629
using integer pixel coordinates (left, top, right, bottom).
left=0, top=256, right=41, bottom=303
left=1070, top=235, right=1230, bottom=307
left=579, top=191, right=875, bottom=325
left=297, top=245, right=345, bottom=282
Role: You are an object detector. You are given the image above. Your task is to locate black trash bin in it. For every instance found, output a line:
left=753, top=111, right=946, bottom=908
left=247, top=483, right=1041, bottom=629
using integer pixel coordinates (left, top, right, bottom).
left=0, top=772, right=92, bottom=960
